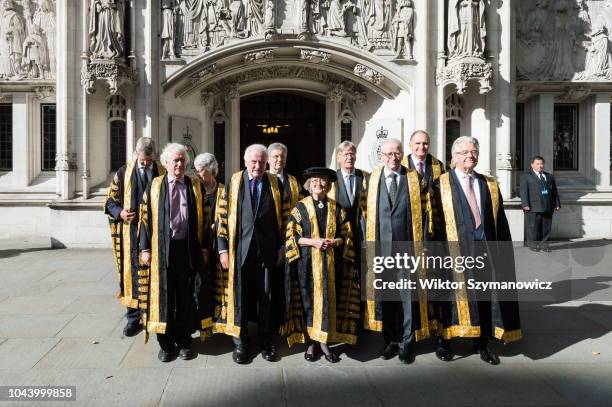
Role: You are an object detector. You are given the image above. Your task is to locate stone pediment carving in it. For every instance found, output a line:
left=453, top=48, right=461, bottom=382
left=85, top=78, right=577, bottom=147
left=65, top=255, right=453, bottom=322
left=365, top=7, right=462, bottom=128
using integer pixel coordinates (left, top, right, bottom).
left=437, top=1, right=491, bottom=94
left=556, top=85, right=592, bottom=102
left=300, top=49, right=331, bottom=64
left=517, top=0, right=612, bottom=82
left=244, top=49, right=274, bottom=64
left=0, top=0, right=57, bottom=81
left=82, top=0, right=136, bottom=95
left=160, top=0, right=417, bottom=62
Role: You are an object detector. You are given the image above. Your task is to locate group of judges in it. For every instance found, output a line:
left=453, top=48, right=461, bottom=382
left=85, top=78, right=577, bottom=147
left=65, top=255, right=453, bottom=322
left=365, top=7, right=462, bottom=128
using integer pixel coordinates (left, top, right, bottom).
left=105, top=130, right=522, bottom=365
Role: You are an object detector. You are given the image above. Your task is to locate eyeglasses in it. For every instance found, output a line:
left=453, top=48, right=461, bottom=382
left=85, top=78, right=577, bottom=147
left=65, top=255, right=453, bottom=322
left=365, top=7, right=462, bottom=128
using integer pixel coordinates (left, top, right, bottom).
left=382, top=152, right=402, bottom=158
left=310, top=178, right=328, bottom=185
left=455, top=150, right=479, bottom=157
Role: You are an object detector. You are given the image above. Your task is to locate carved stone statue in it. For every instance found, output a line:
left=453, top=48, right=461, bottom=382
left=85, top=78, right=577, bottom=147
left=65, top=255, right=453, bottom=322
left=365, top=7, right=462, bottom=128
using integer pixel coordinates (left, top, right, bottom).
left=161, top=0, right=178, bottom=59
left=327, top=0, right=347, bottom=36
left=391, top=0, right=414, bottom=60
left=578, top=22, right=611, bottom=80
left=300, top=0, right=313, bottom=36
left=0, top=0, right=26, bottom=78
left=33, top=0, right=56, bottom=78
left=447, top=0, right=486, bottom=59
left=88, top=0, right=125, bottom=60
left=178, top=0, right=202, bottom=49
left=247, top=0, right=264, bottom=37
left=22, top=25, right=49, bottom=78
left=264, top=0, right=277, bottom=36
left=229, top=0, right=247, bottom=38
left=367, top=0, right=391, bottom=43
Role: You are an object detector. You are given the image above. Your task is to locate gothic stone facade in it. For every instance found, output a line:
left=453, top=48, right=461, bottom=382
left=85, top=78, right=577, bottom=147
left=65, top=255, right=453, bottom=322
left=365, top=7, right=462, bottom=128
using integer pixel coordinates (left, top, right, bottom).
left=0, top=0, right=611, bottom=247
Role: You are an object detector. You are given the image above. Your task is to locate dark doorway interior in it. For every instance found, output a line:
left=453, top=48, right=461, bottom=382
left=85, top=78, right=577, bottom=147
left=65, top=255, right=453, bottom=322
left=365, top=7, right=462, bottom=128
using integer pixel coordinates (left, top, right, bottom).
left=240, top=92, right=326, bottom=178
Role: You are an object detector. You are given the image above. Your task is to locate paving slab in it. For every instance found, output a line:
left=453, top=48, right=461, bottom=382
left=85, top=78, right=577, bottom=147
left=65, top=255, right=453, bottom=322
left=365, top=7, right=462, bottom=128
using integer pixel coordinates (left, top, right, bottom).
left=55, top=313, right=124, bottom=338
left=0, top=338, right=60, bottom=370
left=160, top=367, right=284, bottom=407
left=0, top=314, right=75, bottom=338
left=43, top=281, right=116, bottom=298
left=121, top=337, right=207, bottom=369
left=35, top=337, right=134, bottom=369
left=61, top=295, right=123, bottom=315
left=0, top=296, right=75, bottom=315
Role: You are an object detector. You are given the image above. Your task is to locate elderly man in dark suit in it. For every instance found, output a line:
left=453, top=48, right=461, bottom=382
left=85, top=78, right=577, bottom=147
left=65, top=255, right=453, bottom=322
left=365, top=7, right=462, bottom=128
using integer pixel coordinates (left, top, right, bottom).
left=520, top=155, right=561, bottom=252
left=215, top=144, right=287, bottom=364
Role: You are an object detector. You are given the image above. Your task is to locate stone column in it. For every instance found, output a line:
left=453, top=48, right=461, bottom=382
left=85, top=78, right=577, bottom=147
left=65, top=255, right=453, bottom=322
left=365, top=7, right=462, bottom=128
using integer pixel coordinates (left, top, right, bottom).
left=11, top=94, right=32, bottom=187
left=325, top=85, right=342, bottom=168
left=494, top=0, right=514, bottom=199
left=593, top=93, right=611, bottom=190
left=226, top=86, right=240, bottom=174
left=535, top=94, right=555, bottom=168
left=435, top=0, right=446, bottom=161
left=55, top=0, right=77, bottom=199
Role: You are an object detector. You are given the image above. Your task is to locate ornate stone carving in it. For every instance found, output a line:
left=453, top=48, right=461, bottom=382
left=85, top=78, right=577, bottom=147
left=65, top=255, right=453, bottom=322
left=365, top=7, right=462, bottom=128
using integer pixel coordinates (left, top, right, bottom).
left=161, top=0, right=179, bottom=60
left=200, top=90, right=214, bottom=106
left=244, top=49, right=274, bottom=64
left=0, top=0, right=56, bottom=80
left=188, top=64, right=218, bottom=84
left=55, top=153, right=78, bottom=171
left=300, top=49, right=330, bottom=64
left=516, top=86, right=534, bottom=103
left=447, top=0, right=486, bottom=60
left=496, top=152, right=513, bottom=171
left=391, top=0, right=415, bottom=61
left=353, top=90, right=367, bottom=105
left=353, top=64, right=384, bottom=85
left=556, top=86, right=592, bottom=102
left=517, top=0, right=612, bottom=82
left=224, top=83, right=239, bottom=100
left=81, top=59, right=136, bottom=95
left=34, top=85, right=55, bottom=101
left=436, top=59, right=492, bottom=94
left=88, top=0, right=126, bottom=60
left=327, top=82, right=344, bottom=102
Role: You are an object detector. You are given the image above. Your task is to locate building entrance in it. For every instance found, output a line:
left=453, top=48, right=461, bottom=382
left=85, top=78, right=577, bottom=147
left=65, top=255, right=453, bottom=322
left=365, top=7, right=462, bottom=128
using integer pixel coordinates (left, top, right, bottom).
left=240, top=92, right=326, bottom=177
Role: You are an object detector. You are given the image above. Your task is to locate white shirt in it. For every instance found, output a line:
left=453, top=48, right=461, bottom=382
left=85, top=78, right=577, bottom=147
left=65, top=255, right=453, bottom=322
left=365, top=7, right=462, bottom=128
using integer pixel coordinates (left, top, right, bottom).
left=340, top=169, right=356, bottom=203
left=410, top=155, right=426, bottom=174
left=274, top=171, right=285, bottom=185
left=454, top=168, right=482, bottom=214
left=383, top=167, right=401, bottom=193
left=533, top=170, right=546, bottom=181
left=139, top=164, right=153, bottom=185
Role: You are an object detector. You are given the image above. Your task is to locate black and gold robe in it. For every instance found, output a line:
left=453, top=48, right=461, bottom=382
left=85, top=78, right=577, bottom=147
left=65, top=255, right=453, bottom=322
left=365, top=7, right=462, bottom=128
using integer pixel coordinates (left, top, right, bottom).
left=138, top=174, right=212, bottom=343
left=104, top=159, right=165, bottom=308
left=433, top=171, right=522, bottom=343
left=363, top=166, right=433, bottom=342
left=282, top=197, right=360, bottom=346
left=213, top=171, right=289, bottom=338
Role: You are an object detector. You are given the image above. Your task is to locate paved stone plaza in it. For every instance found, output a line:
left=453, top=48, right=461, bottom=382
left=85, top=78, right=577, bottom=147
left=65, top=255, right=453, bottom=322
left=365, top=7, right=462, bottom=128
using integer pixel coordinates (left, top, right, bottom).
left=0, top=238, right=611, bottom=407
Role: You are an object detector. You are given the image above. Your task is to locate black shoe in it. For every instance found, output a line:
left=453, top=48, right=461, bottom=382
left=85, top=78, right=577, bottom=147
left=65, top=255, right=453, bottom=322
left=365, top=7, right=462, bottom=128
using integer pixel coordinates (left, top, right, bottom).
left=158, top=348, right=175, bottom=363
left=475, top=347, right=500, bottom=365
left=435, top=339, right=454, bottom=362
left=542, top=246, right=552, bottom=252
left=178, top=347, right=195, bottom=360
left=123, top=322, right=142, bottom=337
left=529, top=247, right=540, bottom=252
left=380, top=343, right=399, bottom=360
left=323, top=351, right=340, bottom=363
left=261, top=343, right=277, bottom=362
left=304, top=350, right=316, bottom=362
left=232, top=345, right=248, bottom=364
left=398, top=342, right=416, bottom=364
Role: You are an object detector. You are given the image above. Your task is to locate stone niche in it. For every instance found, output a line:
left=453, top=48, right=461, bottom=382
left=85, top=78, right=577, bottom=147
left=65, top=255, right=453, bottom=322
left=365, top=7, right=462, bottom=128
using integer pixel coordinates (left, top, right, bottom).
left=516, top=0, right=612, bottom=82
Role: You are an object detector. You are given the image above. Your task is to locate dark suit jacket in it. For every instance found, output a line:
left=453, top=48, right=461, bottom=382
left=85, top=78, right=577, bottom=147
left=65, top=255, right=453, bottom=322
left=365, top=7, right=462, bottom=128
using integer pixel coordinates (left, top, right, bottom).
left=520, top=171, right=560, bottom=213
left=405, top=153, right=439, bottom=187
left=334, top=168, right=367, bottom=247
left=377, top=166, right=413, bottom=242
left=218, top=171, right=281, bottom=269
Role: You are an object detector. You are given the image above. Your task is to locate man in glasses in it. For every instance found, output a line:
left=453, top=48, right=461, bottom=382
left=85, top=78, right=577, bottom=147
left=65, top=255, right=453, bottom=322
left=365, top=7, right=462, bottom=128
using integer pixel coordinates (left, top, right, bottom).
left=432, top=136, right=521, bottom=365
left=364, top=138, right=432, bottom=364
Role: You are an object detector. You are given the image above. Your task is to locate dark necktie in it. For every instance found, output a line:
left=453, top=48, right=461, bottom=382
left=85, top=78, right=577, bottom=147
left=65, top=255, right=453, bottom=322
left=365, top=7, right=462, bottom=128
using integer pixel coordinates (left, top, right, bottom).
left=389, top=173, right=398, bottom=206
left=417, top=161, right=424, bottom=177
left=142, top=168, right=150, bottom=188
left=348, top=174, right=355, bottom=205
left=250, top=178, right=259, bottom=213
left=538, top=172, right=545, bottom=184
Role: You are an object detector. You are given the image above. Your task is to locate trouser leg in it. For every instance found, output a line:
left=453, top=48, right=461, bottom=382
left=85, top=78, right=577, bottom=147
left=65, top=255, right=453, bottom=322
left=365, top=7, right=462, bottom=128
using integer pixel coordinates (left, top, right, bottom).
left=540, top=212, right=553, bottom=248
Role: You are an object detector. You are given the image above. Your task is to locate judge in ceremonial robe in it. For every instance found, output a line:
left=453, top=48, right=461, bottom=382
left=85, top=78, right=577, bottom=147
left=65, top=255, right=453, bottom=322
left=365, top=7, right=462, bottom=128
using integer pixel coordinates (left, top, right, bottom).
left=215, top=144, right=289, bottom=364
left=432, top=136, right=521, bottom=365
left=282, top=167, right=360, bottom=363
left=364, top=138, right=432, bottom=364
left=105, top=137, right=165, bottom=337
left=139, top=143, right=212, bottom=362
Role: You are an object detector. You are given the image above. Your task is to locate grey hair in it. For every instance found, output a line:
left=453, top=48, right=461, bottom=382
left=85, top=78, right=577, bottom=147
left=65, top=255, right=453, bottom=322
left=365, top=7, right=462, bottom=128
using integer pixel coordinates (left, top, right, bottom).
left=160, top=143, right=190, bottom=167
left=409, top=130, right=430, bottom=142
left=243, top=143, right=268, bottom=160
left=193, top=152, right=219, bottom=176
left=134, top=136, right=156, bottom=157
left=267, top=142, right=288, bottom=156
left=303, top=177, right=332, bottom=195
left=336, top=140, right=357, bottom=153
left=451, top=136, right=479, bottom=156
left=381, top=138, right=403, bottom=152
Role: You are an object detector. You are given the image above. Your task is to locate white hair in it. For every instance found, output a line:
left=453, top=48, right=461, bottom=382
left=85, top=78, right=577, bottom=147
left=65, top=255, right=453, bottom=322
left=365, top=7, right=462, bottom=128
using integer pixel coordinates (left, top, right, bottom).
left=134, top=136, right=156, bottom=157
left=267, top=142, right=288, bottom=156
left=451, top=136, right=479, bottom=156
left=193, top=152, right=219, bottom=176
left=303, top=177, right=332, bottom=194
left=243, top=144, right=268, bottom=160
left=381, top=138, right=403, bottom=152
left=160, top=143, right=190, bottom=167
left=337, top=140, right=357, bottom=153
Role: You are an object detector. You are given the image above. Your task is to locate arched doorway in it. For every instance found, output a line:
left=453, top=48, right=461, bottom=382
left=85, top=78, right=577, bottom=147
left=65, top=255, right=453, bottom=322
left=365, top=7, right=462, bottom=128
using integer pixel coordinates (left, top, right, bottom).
left=240, top=92, right=326, bottom=177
